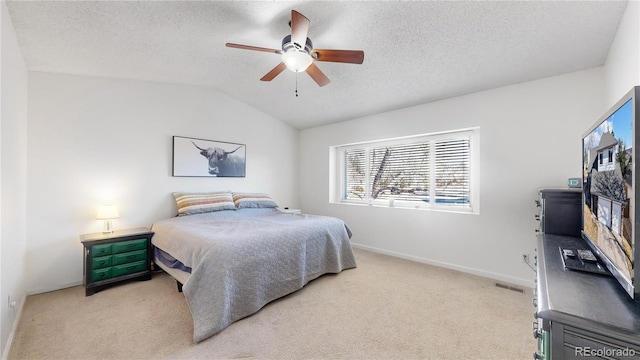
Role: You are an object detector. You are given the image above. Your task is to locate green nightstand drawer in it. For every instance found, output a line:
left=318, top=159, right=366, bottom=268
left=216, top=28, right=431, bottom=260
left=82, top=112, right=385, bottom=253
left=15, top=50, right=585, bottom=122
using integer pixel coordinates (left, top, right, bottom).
left=92, top=244, right=113, bottom=257
left=112, top=249, right=146, bottom=265
left=112, top=260, right=146, bottom=277
left=91, top=267, right=112, bottom=281
left=112, top=238, right=147, bottom=254
left=92, top=255, right=112, bottom=269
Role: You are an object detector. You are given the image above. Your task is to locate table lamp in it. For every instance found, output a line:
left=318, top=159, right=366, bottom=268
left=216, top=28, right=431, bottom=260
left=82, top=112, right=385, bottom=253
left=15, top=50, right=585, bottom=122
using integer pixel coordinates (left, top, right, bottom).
left=96, top=204, right=119, bottom=233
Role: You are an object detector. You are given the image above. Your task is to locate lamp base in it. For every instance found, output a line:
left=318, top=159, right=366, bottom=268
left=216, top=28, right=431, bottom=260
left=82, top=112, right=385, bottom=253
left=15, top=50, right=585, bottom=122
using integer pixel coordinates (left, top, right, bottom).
left=103, top=220, right=114, bottom=234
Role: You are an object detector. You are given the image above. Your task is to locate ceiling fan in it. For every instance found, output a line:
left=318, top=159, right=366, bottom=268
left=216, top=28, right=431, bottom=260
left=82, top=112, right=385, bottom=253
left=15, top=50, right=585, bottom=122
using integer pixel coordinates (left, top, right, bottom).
left=226, top=10, right=364, bottom=87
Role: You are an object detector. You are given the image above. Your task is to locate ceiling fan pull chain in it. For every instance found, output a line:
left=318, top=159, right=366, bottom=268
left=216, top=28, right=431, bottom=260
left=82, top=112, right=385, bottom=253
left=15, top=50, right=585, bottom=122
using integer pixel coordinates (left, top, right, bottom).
left=295, top=74, right=299, bottom=97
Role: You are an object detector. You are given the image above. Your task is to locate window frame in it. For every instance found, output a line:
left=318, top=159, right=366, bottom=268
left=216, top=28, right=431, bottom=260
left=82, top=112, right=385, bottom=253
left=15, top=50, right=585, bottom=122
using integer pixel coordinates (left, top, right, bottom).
left=330, top=127, right=480, bottom=214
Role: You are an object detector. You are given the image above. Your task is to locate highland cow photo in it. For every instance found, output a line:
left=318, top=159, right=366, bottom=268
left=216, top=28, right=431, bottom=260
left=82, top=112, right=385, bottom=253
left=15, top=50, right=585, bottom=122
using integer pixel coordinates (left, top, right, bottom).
left=173, top=136, right=246, bottom=177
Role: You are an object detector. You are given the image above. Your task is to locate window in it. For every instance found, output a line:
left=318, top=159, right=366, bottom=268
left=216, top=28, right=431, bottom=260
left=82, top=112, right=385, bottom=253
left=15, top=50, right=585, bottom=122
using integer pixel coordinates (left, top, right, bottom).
left=332, top=128, right=479, bottom=213
left=608, top=149, right=613, bottom=163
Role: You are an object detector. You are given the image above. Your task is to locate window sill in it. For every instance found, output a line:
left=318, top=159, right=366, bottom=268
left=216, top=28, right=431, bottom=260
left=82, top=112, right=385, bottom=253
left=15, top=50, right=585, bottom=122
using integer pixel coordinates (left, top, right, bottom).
left=331, top=200, right=478, bottom=215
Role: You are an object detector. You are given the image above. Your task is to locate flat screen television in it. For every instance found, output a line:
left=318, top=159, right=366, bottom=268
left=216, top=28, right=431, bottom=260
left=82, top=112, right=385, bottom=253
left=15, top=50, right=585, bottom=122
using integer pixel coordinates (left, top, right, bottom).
left=582, top=86, right=640, bottom=299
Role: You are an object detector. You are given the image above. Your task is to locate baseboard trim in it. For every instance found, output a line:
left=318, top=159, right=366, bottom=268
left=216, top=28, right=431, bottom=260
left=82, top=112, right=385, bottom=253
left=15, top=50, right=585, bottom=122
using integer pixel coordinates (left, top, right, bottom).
left=351, top=242, right=535, bottom=289
left=26, top=280, right=82, bottom=296
left=2, top=293, right=26, bottom=360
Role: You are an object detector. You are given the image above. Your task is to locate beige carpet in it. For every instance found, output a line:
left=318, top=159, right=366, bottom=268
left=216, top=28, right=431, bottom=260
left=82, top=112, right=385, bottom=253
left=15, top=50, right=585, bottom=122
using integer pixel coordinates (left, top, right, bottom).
left=8, top=248, right=536, bottom=359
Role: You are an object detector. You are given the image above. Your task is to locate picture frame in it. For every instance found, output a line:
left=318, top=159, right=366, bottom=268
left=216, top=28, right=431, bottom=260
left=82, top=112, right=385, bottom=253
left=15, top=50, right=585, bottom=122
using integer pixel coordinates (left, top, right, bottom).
left=172, top=136, right=246, bottom=177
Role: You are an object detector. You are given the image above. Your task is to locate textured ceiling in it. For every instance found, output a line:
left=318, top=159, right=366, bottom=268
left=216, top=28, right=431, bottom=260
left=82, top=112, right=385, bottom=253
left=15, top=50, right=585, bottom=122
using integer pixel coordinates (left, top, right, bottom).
left=6, top=1, right=628, bottom=129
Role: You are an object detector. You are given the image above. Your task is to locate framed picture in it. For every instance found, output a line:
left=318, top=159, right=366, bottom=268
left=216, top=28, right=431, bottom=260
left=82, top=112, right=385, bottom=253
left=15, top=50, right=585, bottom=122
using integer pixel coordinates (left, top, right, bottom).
left=172, top=136, right=246, bottom=177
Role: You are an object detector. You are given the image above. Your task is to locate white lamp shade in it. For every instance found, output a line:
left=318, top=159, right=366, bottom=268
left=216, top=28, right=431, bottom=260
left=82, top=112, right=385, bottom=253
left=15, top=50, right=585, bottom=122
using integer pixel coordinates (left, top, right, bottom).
left=281, top=51, right=313, bottom=72
left=96, top=204, right=120, bottom=219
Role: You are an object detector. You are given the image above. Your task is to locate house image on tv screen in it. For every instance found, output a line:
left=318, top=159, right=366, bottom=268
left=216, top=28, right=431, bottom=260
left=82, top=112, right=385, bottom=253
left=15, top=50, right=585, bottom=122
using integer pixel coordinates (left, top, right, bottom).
left=583, top=99, right=634, bottom=281
left=587, top=132, right=627, bottom=233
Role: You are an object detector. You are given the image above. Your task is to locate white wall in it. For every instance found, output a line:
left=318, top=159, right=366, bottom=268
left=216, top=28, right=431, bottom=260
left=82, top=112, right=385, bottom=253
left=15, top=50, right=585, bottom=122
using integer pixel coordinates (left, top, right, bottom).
left=26, top=72, right=299, bottom=294
left=0, top=2, right=28, bottom=358
left=299, top=68, right=605, bottom=287
left=604, top=0, right=639, bottom=104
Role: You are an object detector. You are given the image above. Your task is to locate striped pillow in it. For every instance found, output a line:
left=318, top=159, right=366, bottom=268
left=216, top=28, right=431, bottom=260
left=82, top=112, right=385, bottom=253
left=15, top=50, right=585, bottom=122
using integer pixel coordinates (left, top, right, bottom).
left=173, top=192, right=236, bottom=216
left=232, top=192, right=278, bottom=209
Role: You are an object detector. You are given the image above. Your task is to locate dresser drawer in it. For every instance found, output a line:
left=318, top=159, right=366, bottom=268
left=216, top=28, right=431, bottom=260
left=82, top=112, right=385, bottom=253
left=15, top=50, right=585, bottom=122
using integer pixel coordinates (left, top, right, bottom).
left=112, top=260, right=146, bottom=277
left=112, top=249, right=146, bottom=265
left=91, top=255, right=113, bottom=269
left=91, top=267, right=113, bottom=281
left=112, top=238, right=147, bottom=254
left=92, top=243, right=113, bottom=257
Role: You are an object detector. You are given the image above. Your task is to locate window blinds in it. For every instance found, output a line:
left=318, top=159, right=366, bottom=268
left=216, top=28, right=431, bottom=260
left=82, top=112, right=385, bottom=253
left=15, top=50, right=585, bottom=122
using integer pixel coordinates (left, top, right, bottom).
left=343, top=134, right=471, bottom=206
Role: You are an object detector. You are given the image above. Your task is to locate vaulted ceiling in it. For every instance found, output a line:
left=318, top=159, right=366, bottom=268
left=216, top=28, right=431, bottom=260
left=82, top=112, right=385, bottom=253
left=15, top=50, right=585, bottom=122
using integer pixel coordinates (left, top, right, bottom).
left=6, top=1, right=628, bottom=129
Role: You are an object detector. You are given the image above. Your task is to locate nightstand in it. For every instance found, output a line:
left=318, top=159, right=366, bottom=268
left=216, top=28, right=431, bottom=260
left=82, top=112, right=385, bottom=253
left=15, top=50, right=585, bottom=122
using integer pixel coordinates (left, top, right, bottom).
left=80, top=227, right=154, bottom=296
left=278, top=208, right=301, bottom=214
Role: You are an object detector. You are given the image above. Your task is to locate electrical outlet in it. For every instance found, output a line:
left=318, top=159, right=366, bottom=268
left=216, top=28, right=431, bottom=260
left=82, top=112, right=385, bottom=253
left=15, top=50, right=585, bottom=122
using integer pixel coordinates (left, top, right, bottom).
left=522, top=253, right=530, bottom=264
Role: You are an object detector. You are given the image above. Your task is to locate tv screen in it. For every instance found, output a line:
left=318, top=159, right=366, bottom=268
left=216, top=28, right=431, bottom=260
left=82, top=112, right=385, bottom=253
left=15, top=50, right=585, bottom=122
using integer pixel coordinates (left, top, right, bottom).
left=582, top=86, right=639, bottom=299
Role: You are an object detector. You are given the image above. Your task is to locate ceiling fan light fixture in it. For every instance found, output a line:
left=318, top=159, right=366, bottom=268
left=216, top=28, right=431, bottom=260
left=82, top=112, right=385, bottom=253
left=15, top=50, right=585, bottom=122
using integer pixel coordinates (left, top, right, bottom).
left=226, top=10, right=362, bottom=87
left=281, top=51, right=312, bottom=72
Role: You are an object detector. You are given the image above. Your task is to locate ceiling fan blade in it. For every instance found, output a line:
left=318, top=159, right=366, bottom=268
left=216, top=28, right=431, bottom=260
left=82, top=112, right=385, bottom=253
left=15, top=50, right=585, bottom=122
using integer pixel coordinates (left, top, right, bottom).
left=312, top=49, right=365, bottom=64
left=306, top=63, right=330, bottom=87
left=260, top=63, right=287, bottom=81
left=290, top=10, right=310, bottom=50
left=226, top=43, right=282, bottom=54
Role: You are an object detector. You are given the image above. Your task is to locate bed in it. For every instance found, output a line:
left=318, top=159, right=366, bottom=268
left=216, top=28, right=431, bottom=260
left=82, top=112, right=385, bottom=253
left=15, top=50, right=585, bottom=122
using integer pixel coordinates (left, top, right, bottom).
left=150, top=194, right=357, bottom=343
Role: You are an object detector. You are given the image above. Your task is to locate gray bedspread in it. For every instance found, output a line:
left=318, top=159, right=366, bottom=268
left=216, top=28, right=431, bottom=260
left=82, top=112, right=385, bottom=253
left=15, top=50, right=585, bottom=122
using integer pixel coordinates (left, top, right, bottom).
left=151, top=208, right=357, bottom=342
